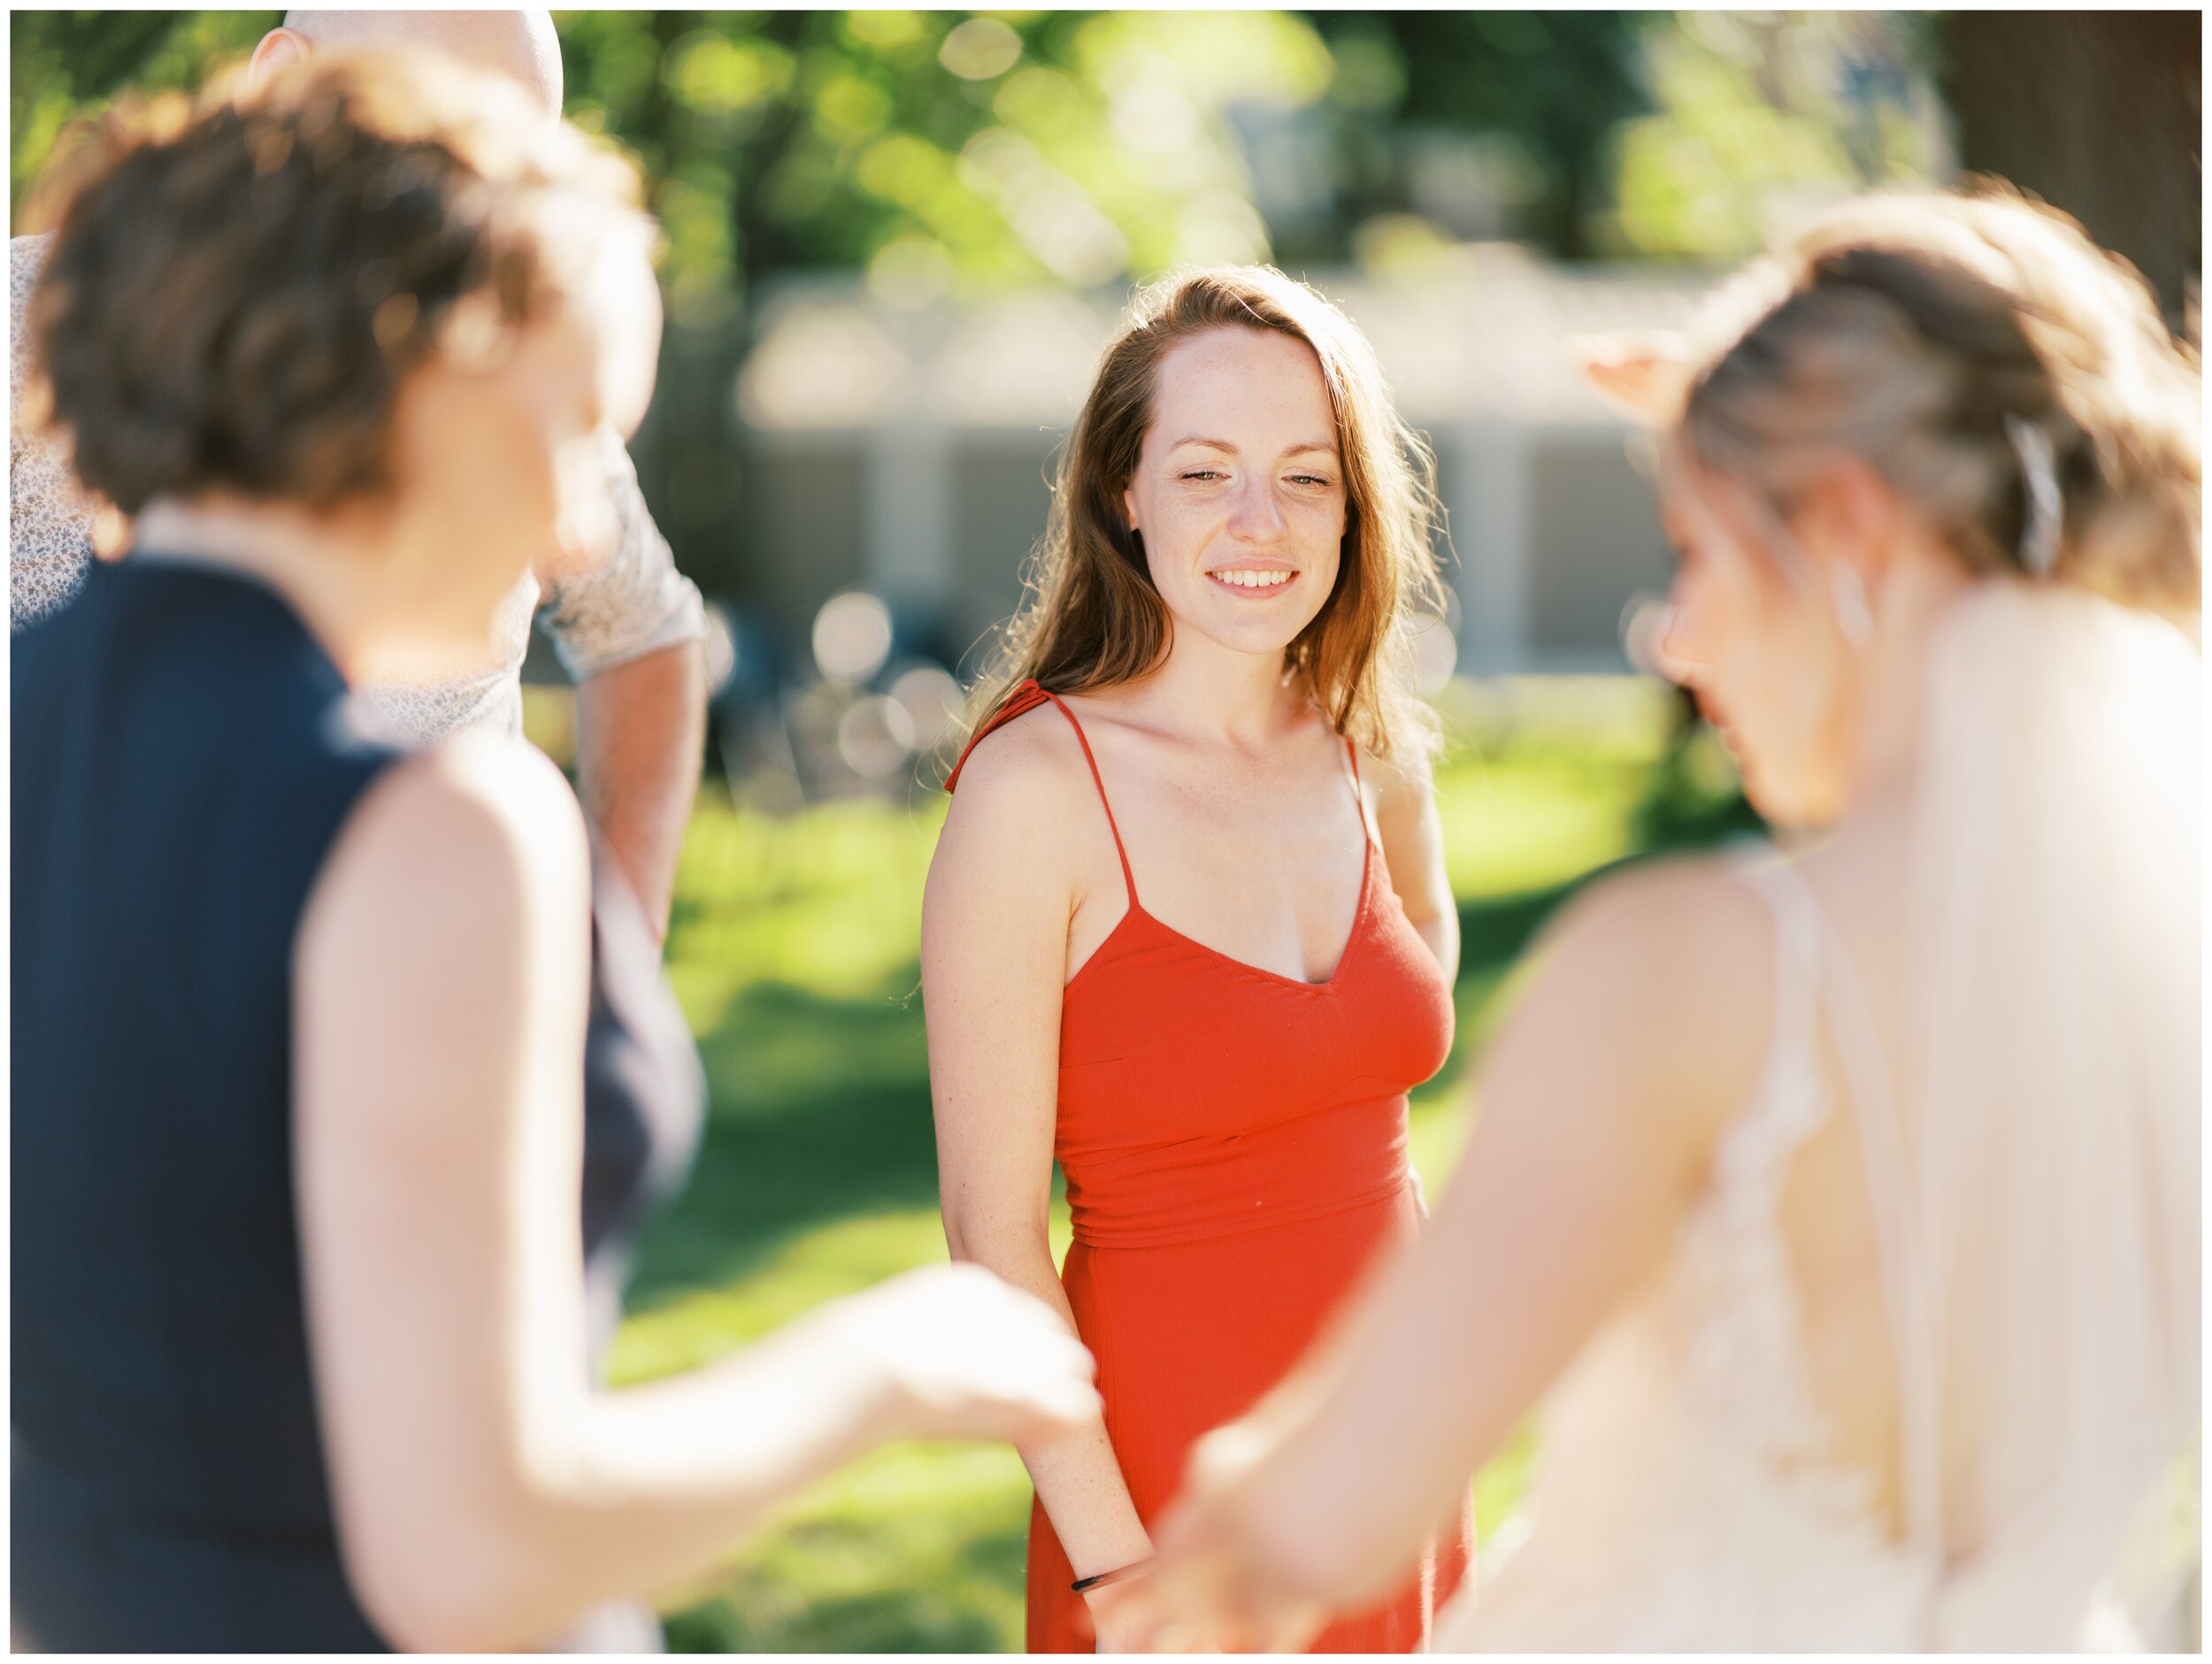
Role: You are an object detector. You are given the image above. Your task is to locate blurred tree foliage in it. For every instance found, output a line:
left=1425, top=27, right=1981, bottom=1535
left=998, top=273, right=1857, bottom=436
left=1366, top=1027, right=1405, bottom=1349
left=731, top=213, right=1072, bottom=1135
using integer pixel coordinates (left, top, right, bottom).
left=10, top=11, right=1337, bottom=322
left=14, top=10, right=1948, bottom=297
left=553, top=10, right=1335, bottom=327
left=11, top=11, right=280, bottom=210
left=5, top=7, right=1950, bottom=636
left=1302, top=12, right=1654, bottom=262
left=1598, top=11, right=1949, bottom=260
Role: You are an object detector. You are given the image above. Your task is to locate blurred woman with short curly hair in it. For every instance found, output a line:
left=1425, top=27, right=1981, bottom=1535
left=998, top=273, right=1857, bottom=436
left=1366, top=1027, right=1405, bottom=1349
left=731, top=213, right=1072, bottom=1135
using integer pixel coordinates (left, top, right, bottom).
left=12, top=51, right=1097, bottom=1653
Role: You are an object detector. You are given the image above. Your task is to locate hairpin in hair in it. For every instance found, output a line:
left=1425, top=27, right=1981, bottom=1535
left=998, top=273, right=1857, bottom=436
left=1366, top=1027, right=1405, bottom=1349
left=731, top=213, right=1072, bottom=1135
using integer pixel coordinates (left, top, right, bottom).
left=2002, top=414, right=2063, bottom=579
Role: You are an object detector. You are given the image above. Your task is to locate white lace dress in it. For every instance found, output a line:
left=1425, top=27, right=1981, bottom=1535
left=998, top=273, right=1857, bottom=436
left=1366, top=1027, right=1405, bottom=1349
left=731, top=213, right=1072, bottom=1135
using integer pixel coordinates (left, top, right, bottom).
left=1438, top=852, right=1938, bottom=1651
left=1438, top=818, right=2198, bottom=1652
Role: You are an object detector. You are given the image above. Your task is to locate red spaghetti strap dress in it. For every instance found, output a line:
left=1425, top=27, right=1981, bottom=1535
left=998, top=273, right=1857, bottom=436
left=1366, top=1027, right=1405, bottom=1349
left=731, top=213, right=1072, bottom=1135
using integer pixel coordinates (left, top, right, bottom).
left=946, top=680, right=1472, bottom=1653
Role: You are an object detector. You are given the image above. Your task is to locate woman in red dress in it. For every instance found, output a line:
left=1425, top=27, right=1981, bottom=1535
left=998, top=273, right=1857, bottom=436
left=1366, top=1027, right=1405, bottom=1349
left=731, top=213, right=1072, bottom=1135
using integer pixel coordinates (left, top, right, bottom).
left=923, top=267, right=1472, bottom=1652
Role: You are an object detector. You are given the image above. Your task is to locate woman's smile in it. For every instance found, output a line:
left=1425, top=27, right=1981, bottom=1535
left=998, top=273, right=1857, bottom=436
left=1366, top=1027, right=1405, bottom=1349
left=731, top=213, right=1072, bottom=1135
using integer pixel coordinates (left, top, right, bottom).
left=1205, top=564, right=1298, bottom=598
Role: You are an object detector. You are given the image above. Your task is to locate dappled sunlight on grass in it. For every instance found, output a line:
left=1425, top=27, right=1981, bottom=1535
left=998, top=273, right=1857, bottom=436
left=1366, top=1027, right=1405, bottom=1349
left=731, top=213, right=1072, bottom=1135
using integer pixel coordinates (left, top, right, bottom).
left=619, top=698, right=1747, bottom=1649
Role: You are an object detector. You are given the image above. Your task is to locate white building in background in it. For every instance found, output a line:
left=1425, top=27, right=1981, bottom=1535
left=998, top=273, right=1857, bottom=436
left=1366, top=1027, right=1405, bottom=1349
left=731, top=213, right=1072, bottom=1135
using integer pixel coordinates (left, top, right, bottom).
left=729, top=246, right=1722, bottom=676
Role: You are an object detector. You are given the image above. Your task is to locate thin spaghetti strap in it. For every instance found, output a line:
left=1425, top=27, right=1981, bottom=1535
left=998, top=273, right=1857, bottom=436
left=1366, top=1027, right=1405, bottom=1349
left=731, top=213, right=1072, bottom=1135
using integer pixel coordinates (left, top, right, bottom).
left=944, top=678, right=1136, bottom=902
left=1037, top=689, right=1139, bottom=907
left=943, top=679, right=1050, bottom=794
left=1726, top=844, right=1823, bottom=1088
left=1342, top=736, right=1375, bottom=844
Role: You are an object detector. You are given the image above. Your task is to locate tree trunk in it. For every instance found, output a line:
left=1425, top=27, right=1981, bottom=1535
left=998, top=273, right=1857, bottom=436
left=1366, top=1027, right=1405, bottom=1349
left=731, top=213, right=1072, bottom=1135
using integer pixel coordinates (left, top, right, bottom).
left=1938, top=12, right=2200, bottom=331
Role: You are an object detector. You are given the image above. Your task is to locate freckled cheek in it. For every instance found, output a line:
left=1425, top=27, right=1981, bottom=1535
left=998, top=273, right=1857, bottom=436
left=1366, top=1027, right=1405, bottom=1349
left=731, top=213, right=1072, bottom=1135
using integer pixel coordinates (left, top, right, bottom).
left=1149, top=488, right=1343, bottom=573
left=1294, top=492, right=1346, bottom=530
left=1146, top=494, right=1233, bottom=568
left=1287, top=494, right=1348, bottom=562
left=1130, top=500, right=1212, bottom=600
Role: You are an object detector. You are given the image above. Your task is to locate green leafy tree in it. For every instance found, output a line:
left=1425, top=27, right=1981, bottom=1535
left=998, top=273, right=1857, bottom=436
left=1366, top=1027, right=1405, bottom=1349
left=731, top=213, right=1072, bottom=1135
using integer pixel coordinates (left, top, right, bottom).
left=12, top=10, right=280, bottom=213
left=1286, top=12, right=1941, bottom=268
left=13, top=10, right=1339, bottom=310
left=556, top=10, right=1335, bottom=327
left=1304, top=11, right=1655, bottom=262
left=1599, top=12, right=1949, bottom=261
left=6, top=10, right=1952, bottom=613
left=18, top=12, right=1946, bottom=282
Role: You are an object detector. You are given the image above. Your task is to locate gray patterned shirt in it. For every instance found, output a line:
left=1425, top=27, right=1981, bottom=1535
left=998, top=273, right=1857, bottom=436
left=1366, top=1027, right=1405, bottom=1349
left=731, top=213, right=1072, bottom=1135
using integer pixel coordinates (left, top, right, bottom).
left=10, top=233, right=706, bottom=744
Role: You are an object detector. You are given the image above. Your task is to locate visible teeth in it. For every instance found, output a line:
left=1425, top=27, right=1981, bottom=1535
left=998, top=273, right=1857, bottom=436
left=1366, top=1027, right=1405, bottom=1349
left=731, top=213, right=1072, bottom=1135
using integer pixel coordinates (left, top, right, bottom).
left=1212, top=570, right=1293, bottom=588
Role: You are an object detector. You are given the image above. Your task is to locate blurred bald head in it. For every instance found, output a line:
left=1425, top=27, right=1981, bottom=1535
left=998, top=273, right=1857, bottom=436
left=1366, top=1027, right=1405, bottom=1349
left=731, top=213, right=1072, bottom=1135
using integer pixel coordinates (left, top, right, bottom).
left=255, top=10, right=563, bottom=123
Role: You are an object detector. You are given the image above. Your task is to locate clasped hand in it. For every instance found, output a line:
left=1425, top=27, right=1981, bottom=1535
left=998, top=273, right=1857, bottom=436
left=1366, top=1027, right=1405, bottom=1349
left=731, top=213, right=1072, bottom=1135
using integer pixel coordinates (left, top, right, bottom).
left=1087, top=1429, right=1333, bottom=1653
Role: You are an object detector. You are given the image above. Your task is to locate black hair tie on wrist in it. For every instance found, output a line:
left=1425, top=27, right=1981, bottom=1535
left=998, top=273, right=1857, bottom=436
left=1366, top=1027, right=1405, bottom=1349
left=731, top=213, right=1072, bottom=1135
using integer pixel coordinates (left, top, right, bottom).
left=1071, top=1555, right=1155, bottom=1595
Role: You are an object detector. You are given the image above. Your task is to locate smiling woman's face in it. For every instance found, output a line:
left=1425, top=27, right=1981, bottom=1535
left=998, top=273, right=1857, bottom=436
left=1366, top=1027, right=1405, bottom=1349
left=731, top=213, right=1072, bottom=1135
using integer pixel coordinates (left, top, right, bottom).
left=1122, top=326, right=1349, bottom=665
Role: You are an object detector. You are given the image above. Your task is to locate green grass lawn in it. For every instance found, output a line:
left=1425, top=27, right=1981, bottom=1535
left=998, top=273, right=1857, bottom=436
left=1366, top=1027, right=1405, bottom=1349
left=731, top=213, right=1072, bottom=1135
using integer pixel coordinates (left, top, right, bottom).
left=608, top=680, right=1753, bottom=1652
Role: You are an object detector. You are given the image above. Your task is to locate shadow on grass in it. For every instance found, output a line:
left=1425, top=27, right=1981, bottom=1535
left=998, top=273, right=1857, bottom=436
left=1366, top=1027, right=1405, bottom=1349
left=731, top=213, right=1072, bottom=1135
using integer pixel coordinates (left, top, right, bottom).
left=663, top=1518, right=1029, bottom=1652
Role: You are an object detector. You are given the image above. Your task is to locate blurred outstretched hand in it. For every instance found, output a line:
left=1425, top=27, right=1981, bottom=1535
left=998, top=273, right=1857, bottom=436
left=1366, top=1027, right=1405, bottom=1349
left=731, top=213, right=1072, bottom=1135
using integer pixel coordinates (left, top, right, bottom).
left=818, top=1262, right=1103, bottom=1444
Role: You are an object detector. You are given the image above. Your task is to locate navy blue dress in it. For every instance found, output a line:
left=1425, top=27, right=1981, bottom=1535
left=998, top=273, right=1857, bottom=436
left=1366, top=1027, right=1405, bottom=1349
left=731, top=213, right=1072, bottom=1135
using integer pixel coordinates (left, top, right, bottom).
left=12, top=557, right=703, bottom=1652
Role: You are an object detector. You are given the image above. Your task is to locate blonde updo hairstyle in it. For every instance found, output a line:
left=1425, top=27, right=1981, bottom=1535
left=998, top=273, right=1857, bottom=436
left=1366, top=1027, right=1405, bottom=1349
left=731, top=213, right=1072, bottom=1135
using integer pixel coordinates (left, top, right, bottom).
left=1674, top=184, right=2200, bottom=618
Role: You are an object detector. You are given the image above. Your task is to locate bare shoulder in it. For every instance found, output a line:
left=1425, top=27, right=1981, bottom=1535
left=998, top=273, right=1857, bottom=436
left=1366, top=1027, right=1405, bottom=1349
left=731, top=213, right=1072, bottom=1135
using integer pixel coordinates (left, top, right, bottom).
left=1543, top=851, right=1772, bottom=996
left=941, top=699, right=1098, bottom=847
left=1565, top=845, right=1762, bottom=936
left=1352, top=737, right=1437, bottom=813
left=928, top=697, right=1119, bottom=956
left=306, top=734, right=588, bottom=950
left=1520, top=849, right=1781, bottom=1129
left=348, top=732, right=582, bottom=870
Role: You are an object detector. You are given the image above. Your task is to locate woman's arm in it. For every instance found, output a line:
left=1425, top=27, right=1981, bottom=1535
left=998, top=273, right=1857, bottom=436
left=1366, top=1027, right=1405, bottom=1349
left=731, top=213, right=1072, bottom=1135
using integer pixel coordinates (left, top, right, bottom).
left=295, top=738, right=1099, bottom=1652
left=572, top=640, right=705, bottom=942
left=1365, top=745, right=1458, bottom=982
left=542, top=426, right=710, bottom=942
left=921, top=718, right=1158, bottom=1649
left=1126, top=859, right=1773, bottom=1647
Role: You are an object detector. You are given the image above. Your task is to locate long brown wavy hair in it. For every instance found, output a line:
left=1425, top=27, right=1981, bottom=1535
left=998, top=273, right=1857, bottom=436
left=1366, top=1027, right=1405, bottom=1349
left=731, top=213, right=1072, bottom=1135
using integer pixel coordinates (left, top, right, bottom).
left=958, top=265, right=1449, bottom=765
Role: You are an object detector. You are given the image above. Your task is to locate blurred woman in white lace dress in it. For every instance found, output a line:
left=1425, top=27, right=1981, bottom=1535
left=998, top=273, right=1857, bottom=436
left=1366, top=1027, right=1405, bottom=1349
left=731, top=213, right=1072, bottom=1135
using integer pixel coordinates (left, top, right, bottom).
left=1118, top=186, right=2200, bottom=1652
